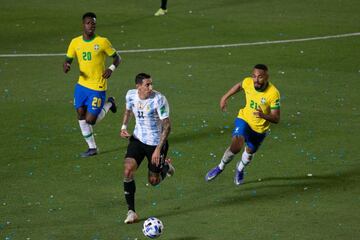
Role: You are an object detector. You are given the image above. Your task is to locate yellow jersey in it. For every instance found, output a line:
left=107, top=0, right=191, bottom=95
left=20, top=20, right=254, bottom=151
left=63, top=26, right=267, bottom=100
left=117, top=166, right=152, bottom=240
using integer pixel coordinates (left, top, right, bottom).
left=237, top=77, right=280, bottom=133
left=66, top=35, right=117, bottom=91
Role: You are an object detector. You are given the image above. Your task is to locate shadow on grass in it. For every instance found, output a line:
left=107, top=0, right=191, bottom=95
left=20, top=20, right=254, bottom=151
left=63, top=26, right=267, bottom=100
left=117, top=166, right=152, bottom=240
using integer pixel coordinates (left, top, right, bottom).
left=243, top=173, right=346, bottom=185
left=155, top=167, right=359, bottom=218
left=168, top=237, right=201, bottom=240
left=98, top=146, right=122, bottom=155
left=170, top=126, right=231, bottom=144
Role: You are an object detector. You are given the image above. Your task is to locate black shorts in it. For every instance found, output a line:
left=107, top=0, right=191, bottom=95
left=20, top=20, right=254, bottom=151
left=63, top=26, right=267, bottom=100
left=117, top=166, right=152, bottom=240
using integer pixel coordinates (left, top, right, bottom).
left=125, top=135, right=169, bottom=173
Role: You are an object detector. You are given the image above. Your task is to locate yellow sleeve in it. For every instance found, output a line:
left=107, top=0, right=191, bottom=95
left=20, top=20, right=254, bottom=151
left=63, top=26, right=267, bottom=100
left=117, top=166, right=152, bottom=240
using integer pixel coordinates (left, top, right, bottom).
left=103, top=38, right=117, bottom=56
left=270, top=90, right=281, bottom=110
left=241, top=77, right=251, bottom=91
left=66, top=39, right=76, bottom=59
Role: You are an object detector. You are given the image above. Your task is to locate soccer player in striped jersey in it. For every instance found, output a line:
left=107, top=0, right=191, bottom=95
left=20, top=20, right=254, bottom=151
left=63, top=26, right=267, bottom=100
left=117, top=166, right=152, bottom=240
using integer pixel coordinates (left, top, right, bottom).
left=120, top=73, right=175, bottom=224
left=63, top=12, right=121, bottom=157
left=205, top=64, right=281, bottom=185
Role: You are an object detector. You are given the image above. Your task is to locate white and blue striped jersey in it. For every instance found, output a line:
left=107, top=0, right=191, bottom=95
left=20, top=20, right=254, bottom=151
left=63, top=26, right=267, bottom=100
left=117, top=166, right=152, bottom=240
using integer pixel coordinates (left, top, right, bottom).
left=125, top=89, right=170, bottom=146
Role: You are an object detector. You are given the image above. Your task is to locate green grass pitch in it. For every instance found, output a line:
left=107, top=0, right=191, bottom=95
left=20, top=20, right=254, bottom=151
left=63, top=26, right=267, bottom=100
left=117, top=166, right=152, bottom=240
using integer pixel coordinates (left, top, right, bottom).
left=1, top=0, right=359, bottom=239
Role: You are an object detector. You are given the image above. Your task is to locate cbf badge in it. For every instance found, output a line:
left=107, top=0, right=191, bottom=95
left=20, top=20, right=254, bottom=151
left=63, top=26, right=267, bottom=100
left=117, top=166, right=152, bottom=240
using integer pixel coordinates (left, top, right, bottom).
left=261, top=97, right=266, bottom=105
left=94, top=44, right=100, bottom=51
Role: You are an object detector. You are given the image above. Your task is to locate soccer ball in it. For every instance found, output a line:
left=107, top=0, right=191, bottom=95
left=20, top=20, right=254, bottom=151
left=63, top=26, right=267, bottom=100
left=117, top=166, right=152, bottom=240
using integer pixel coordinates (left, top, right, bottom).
left=142, top=217, right=164, bottom=238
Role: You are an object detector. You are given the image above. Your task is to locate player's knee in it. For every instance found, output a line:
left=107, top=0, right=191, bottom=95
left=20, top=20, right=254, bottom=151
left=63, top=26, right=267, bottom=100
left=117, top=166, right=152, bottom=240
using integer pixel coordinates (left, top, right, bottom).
left=148, top=176, right=160, bottom=186
left=230, top=137, right=244, bottom=154
left=230, top=145, right=241, bottom=154
left=85, top=119, right=96, bottom=125
left=76, top=107, right=86, bottom=120
left=124, top=160, right=136, bottom=178
left=124, top=168, right=134, bottom=178
left=124, top=165, right=134, bottom=178
left=124, top=164, right=135, bottom=178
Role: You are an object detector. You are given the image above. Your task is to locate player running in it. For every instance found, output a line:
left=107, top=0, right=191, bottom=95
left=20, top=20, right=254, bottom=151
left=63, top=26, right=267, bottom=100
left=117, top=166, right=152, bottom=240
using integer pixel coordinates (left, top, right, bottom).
left=120, top=73, right=175, bottom=224
left=205, top=64, right=281, bottom=185
left=63, top=12, right=121, bottom=157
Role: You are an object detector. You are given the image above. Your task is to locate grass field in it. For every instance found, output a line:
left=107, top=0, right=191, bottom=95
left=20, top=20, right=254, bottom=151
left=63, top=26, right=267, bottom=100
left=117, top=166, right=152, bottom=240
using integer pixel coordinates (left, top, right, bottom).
left=1, top=0, right=360, bottom=239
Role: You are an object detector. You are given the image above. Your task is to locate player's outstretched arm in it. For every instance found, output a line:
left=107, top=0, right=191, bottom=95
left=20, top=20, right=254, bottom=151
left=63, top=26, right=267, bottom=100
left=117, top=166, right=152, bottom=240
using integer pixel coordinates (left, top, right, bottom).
left=220, top=82, right=243, bottom=111
left=152, top=118, right=171, bottom=166
left=103, top=53, right=121, bottom=79
left=120, top=109, right=132, bottom=138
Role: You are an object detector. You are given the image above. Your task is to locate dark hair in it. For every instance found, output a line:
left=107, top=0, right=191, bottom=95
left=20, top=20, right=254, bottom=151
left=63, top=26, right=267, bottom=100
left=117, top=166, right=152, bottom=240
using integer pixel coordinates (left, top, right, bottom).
left=135, top=73, right=151, bottom=84
left=254, top=64, right=268, bottom=71
left=82, top=12, right=97, bottom=21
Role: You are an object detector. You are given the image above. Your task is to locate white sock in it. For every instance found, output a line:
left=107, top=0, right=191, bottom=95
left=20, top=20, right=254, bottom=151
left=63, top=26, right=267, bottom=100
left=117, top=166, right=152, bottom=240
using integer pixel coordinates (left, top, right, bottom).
left=96, top=102, right=112, bottom=123
left=218, top=148, right=235, bottom=170
left=237, top=150, right=253, bottom=172
left=79, top=120, right=97, bottom=149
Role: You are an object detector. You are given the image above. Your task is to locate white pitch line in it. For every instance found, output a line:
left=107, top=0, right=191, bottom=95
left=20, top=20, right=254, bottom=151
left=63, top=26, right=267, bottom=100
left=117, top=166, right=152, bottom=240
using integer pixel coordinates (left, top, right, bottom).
left=0, top=32, right=359, bottom=58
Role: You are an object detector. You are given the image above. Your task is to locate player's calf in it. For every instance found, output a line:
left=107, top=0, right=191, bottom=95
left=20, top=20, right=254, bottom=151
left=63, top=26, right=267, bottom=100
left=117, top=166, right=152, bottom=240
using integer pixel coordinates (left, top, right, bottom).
left=85, top=114, right=98, bottom=125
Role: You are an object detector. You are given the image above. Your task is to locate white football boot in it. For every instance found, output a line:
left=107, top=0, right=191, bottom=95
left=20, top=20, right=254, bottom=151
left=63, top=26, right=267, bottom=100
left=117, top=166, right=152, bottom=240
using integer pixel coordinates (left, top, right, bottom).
left=124, top=210, right=138, bottom=224
left=165, top=158, right=175, bottom=177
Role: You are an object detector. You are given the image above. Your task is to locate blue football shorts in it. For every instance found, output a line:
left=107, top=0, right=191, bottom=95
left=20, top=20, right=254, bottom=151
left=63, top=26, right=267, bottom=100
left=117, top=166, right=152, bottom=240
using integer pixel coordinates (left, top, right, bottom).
left=232, top=118, right=267, bottom=153
left=73, top=84, right=106, bottom=116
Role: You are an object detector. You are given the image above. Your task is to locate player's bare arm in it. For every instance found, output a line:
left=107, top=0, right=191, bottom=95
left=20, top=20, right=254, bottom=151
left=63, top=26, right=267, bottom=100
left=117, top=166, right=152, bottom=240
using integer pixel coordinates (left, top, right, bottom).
left=120, top=109, right=132, bottom=138
left=254, top=108, right=280, bottom=124
left=151, top=118, right=171, bottom=166
left=220, top=82, right=243, bottom=111
left=102, top=53, right=121, bottom=79
left=63, top=58, right=73, bottom=73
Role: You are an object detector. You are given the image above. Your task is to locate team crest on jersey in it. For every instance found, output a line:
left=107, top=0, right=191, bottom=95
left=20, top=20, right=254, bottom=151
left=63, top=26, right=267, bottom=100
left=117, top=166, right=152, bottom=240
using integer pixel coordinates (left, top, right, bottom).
left=94, top=44, right=100, bottom=51
left=137, top=103, right=151, bottom=112
left=261, top=97, right=266, bottom=104
left=136, top=102, right=143, bottom=109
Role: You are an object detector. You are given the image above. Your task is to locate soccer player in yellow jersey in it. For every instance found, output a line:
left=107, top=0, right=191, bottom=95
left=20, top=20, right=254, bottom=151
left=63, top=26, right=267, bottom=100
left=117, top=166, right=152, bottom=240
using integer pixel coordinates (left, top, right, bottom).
left=63, top=12, right=121, bottom=157
left=205, top=64, right=280, bottom=185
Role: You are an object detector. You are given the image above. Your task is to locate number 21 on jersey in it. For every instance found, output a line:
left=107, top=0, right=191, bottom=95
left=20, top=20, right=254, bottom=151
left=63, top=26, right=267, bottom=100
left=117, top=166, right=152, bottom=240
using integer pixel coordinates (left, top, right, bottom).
left=250, top=100, right=259, bottom=110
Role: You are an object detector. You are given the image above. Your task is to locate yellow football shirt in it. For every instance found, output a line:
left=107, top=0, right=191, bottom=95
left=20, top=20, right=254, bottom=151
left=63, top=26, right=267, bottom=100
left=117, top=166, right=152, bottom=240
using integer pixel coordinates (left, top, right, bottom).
left=237, top=77, right=280, bottom=133
left=66, top=35, right=117, bottom=91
